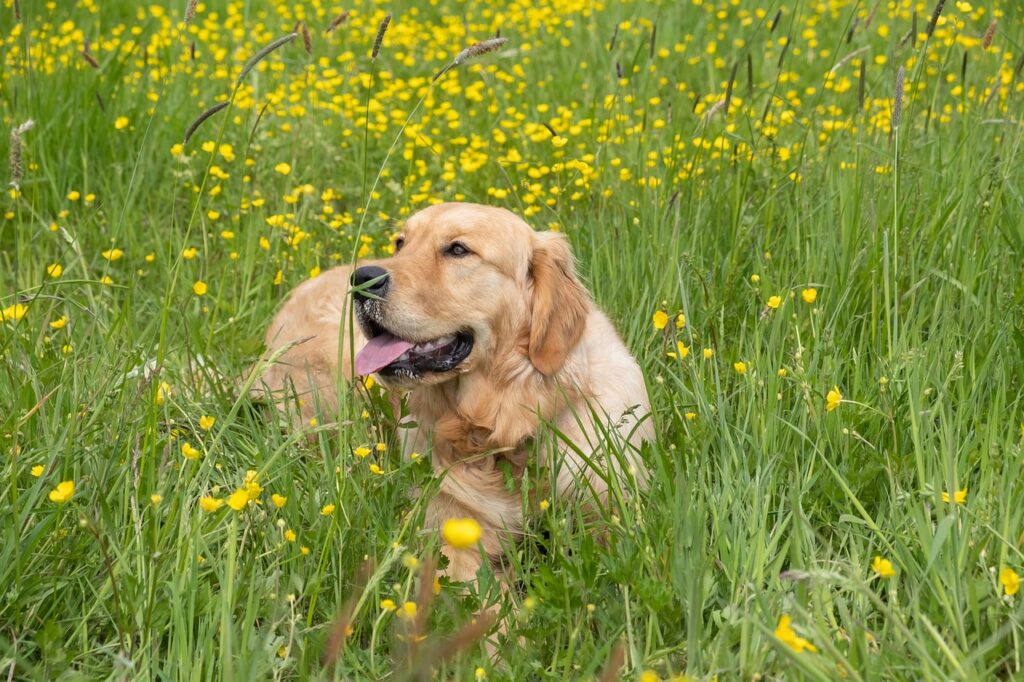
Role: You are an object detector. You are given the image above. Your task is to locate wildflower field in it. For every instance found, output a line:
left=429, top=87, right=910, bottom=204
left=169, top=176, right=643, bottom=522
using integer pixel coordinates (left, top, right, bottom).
left=3, top=0, right=1024, bottom=678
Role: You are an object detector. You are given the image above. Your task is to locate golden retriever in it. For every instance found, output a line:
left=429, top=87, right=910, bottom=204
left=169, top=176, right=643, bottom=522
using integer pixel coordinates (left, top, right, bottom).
left=256, top=202, right=653, bottom=589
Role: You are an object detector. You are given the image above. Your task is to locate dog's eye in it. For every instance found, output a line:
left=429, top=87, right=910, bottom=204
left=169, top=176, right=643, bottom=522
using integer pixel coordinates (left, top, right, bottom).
left=394, top=236, right=405, bottom=252
left=444, top=241, right=471, bottom=258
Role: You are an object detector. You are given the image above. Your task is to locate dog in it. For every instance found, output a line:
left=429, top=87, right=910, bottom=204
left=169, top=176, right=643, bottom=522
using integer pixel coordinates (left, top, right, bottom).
left=256, top=202, right=653, bottom=590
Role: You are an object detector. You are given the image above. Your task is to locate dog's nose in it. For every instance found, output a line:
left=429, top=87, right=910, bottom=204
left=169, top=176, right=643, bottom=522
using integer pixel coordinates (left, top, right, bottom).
left=351, top=265, right=390, bottom=300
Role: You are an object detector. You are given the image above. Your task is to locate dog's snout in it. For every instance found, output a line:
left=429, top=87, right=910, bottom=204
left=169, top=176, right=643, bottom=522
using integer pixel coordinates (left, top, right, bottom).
left=351, top=265, right=390, bottom=301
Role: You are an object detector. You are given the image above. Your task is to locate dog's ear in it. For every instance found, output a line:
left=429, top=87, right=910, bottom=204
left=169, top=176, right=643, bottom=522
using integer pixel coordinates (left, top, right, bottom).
left=528, top=231, right=589, bottom=376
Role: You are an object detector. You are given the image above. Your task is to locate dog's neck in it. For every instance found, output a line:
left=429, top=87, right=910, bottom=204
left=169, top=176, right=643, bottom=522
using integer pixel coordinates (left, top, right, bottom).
left=406, top=336, right=586, bottom=459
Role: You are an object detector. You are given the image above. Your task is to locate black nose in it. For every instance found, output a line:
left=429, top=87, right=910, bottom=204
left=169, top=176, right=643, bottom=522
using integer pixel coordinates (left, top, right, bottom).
left=351, top=265, right=390, bottom=301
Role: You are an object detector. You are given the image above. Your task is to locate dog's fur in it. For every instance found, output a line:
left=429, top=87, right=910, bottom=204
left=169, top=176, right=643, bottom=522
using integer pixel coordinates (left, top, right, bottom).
left=256, top=202, right=653, bottom=586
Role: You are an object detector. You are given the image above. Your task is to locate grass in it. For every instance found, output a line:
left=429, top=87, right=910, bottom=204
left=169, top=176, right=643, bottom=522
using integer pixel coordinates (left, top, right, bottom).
left=2, top=0, right=1024, bottom=679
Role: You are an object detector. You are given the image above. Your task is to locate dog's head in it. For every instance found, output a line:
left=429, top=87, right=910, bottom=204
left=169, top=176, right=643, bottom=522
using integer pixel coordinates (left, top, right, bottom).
left=352, top=202, right=590, bottom=389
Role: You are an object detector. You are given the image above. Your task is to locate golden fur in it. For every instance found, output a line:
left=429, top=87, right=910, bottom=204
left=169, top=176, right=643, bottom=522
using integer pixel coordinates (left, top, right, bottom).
left=255, top=202, right=653, bottom=586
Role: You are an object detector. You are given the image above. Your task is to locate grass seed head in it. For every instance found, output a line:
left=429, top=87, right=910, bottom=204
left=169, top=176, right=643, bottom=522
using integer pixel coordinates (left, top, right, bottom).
left=296, top=21, right=311, bottom=53
left=893, top=66, right=905, bottom=130
left=325, top=11, right=351, bottom=34
left=433, top=37, right=509, bottom=81
left=8, top=120, right=34, bottom=190
left=983, top=21, right=997, bottom=50
left=372, top=14, right=391, bottom=60
left=926, top=0, right=946, bottom=38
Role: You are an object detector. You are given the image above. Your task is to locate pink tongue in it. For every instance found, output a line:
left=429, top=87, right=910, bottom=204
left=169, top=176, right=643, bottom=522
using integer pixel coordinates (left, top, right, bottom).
left=355, top=333, right=415, bottom=375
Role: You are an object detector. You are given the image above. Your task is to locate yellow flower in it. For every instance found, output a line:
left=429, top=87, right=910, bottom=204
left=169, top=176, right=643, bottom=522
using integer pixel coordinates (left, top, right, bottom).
left=369, top=463, right=384, bottom=475
left=652, top=310, right=669, bottom=330
left=1000, top=567, right=1020, bottom=596
left=193, top=280, right=207, bottom=296
left=703, top=348, right=714, bottom=359
left=48, top=480, right=75, bottom=504
left=199, top=415, right=215, bottom=431
left=150, top=494, right=162, bottom=505
left=733, top=361, right=747, bottom=375
left=871, top=555, right=896, bottom=578
left=539, top=499, right=549, bottom=511
left=227, top=489, right=249, bottom=511
left=31, top=464, right=45, bottom=477
left=170, top=143, right=184, bottom=156
left=674, top=341, right=690, bottom=359
left=50, top=315, right=68, bottom=329
left=101, top=248, right=124, bottom=261
left=801, top=288, right=818, bottom=303
left=685, top=411, right=696, bottom=420
left=750, top=274, right=760, bottom=283
left=155, top=381, right=171, bottom=406
left=380, top=598, right=397, bottom=612
left=274, top=162, right=292, bottom=175
left=941, top=488, right=967, bottom=505
left=47, top=263, right=63, bottom=278
left=300, top=546, right=310, bottom=555
left=284, top=528, right=297, bottom=542
left=67, top=190, right=81, bottom=201
left=640, top=671, right=659, bottom=682
left=182, top=247, right=198, bottom=259
left=675, top=313, right=686, bottom=329
left=243, top=470, right=262, bottom=500
left=114, top=116, right=129, bottom=129
left=353, top=446, right=371, bottom=458
left=550, top=135, right=568, bottom=148
left=826, top=386, right=842, bottom=412
left=273, top=270, right=283, bottom=285
left=272, top=494, right=287, bottom=508
left=774, top=614, right=817, bottom=653
left=181, top=442, right=200, bottom=460
left=399, top=601, right=417, bottom=619
left=766, top=295, right=782, bottom=309
left=442, top=518, right=482, bottom=549
left=321, top=503, right=336, bottom=516
left=200, top=496, right=224, bottom=512
left=2, top=303, right=28, bottom=322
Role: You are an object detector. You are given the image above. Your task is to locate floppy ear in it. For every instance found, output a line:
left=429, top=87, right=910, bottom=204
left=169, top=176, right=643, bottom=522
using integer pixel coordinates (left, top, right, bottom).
left=528, top=231, right=590, bottom=376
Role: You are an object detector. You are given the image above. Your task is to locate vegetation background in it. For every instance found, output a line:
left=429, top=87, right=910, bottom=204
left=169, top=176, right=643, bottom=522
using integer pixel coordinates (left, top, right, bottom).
left=2, top=0, right=1024, bottom=679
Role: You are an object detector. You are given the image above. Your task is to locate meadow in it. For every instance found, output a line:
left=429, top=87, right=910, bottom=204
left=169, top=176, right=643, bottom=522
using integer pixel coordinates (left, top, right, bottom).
left=2, top=0, right=1024, bottom=678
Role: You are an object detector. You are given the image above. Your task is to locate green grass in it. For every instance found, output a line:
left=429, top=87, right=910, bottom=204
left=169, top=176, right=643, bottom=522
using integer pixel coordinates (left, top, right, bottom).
left=2, top=0, right=1024, bottom=679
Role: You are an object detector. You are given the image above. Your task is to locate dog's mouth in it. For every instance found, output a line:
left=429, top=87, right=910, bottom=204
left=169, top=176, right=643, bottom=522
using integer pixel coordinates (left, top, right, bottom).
left=355, top=320, right=474, bottom=379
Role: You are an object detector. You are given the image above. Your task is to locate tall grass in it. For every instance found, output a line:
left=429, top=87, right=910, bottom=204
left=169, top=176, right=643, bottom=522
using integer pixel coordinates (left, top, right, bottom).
left=2, top=0, right=1023, bottom=679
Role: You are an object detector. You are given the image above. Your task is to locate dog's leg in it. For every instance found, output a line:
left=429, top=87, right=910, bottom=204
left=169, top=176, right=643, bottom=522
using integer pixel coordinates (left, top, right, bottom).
left=426, top=479, right=521, bottom=653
